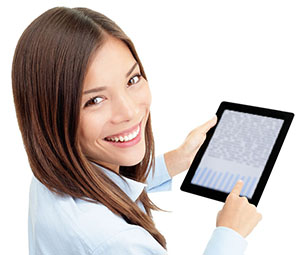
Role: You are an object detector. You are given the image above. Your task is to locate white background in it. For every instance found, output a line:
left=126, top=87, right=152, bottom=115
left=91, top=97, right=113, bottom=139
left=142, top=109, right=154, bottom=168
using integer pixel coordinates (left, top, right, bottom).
left=1, top=0, right=299, bottom=254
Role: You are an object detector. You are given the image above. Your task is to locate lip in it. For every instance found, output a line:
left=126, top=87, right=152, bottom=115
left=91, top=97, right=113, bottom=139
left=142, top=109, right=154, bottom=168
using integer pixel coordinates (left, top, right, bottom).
left=104, top=121, right=141, bottom=139
left=104, top=122, right=142, bottom=148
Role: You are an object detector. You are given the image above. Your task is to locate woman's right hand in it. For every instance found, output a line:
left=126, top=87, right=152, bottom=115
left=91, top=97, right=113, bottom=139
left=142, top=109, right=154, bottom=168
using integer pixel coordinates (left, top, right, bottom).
left=216, top=180, right=262, bottom=238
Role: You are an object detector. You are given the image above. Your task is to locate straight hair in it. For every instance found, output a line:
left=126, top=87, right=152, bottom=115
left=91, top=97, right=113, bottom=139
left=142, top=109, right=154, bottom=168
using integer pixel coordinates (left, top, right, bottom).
left=12, top=7, right=166, bottom=248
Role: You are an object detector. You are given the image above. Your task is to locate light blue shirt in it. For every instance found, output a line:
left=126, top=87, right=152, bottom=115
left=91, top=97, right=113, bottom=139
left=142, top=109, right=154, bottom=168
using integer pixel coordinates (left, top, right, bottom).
left=28, top=154, right=247, bottom=254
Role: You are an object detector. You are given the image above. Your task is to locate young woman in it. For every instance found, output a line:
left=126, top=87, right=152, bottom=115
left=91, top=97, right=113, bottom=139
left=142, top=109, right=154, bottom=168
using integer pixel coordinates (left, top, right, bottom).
left=12, top=7, right=262, bottom=255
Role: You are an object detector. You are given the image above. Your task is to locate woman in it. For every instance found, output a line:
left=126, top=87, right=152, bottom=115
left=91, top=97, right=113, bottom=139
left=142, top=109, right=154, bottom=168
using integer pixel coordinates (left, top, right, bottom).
left=12, top=7, right=262, bottom=255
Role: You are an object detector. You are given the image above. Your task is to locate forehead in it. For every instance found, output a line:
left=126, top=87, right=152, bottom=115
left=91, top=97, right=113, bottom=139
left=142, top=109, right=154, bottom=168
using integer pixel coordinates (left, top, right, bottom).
left=84, top=36, right=136, bottom=90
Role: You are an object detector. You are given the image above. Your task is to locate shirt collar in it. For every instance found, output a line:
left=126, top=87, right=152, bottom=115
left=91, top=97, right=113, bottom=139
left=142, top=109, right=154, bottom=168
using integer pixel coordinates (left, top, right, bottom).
left=92, top=163, right=147, bottom=202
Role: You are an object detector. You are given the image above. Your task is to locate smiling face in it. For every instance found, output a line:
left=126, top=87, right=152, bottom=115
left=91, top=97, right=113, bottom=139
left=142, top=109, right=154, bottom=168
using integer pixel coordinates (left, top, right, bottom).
left=78, top=36, right=152, bottom=173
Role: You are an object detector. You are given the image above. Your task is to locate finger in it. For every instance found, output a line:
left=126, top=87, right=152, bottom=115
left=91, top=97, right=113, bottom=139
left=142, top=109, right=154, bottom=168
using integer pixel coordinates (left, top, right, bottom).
left=230, top=180, right=244, bottom=196
left=198, top=115, right=218, bottom=133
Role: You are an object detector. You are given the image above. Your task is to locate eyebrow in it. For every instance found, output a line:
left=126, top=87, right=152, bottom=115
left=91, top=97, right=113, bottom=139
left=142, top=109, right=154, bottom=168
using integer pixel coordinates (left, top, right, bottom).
left=83, top=62, right=138, bottom=95
left=126, top=62, right=138, bottom=78
left=83, top=86, right=108, bottom=95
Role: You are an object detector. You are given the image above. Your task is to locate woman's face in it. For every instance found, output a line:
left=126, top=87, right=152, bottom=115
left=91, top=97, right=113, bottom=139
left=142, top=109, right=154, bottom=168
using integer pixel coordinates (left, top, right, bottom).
left=78, top=36, right=151, bottom=172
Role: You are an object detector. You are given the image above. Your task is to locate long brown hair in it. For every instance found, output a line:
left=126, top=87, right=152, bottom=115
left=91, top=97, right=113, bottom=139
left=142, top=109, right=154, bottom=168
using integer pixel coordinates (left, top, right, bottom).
left=12, top=7, right=166, bottom=249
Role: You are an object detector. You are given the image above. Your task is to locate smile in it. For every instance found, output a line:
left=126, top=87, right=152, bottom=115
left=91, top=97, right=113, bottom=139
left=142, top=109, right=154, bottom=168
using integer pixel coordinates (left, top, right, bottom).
left=104, top=125, right=140, bottom=143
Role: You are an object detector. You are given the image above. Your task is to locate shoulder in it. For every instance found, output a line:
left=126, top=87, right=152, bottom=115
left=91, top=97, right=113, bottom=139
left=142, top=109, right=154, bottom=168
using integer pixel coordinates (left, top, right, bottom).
left=28, top=178, right=128, bottom=254
left=29, top=177, right=166, bottom=254
left=92, top=226, right=167, bottom=255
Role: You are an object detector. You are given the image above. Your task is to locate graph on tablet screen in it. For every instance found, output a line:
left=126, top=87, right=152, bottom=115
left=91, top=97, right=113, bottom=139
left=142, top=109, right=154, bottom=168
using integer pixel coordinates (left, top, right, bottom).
left=191, top=110, right=284, bottom=199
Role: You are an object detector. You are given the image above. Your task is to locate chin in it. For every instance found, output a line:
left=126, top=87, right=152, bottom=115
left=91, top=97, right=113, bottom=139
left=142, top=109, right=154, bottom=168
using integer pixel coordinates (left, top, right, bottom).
left=119, top=148, right=146, bottom=166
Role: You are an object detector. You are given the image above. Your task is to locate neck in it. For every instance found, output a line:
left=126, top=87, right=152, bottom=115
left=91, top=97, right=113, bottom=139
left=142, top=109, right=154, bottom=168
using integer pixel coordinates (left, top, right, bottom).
left=98, top=161, right=120, bottom=173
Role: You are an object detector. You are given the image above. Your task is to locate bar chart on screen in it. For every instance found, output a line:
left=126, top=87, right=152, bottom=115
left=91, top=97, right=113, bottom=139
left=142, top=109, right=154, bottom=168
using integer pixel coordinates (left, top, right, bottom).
left=191, top=167, right=258, bottom=198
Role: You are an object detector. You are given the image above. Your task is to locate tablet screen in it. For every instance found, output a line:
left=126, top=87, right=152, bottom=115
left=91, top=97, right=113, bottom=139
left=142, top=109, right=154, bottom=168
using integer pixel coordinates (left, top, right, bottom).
left=190, top=110, right=284, bottom=199
left=181, top=102, right=294, bottom=205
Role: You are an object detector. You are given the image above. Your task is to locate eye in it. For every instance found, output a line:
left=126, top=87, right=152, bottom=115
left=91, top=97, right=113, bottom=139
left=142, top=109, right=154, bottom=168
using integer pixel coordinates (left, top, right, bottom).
left=84, top=96, right=104, bottom=107
left=128, top=74, right=142, bottom=86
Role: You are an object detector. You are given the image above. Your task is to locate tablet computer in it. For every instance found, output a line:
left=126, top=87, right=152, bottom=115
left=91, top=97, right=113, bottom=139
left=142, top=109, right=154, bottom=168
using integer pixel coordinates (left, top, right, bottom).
left=180, top=101, right=294, bottom=206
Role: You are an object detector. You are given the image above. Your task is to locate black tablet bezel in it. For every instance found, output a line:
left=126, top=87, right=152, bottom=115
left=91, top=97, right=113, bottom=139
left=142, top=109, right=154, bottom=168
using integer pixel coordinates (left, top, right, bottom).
left=180, top=101, right=294, bottom=206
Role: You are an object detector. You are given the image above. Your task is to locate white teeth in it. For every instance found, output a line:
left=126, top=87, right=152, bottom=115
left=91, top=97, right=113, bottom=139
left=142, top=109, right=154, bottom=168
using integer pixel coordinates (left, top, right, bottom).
left=106, top=126, right=140, bottom=143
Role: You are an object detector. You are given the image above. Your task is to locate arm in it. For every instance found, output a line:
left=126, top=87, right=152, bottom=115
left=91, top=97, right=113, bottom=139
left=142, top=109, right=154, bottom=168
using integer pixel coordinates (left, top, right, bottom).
left=146, top=154, right=172, bottom=193
left=164, top=116, right=217, bottom=178
left=204, top=181, right=262, bottom=254
left=146, top=116, right=217, bottom=191
left=155, top=117, right=261, bottom=254
left=164, top=117, right=262, bottom=254
left=203, top=227, right=247, bottom=255
left=147, top=116, right=217, bottom=192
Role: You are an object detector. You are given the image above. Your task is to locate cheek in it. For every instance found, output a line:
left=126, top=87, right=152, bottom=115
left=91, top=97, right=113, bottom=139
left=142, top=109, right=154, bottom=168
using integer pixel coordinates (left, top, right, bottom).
left=136, top=81, right=152, bottom=108
left=145, top=86, right=152, bottom=107
left=78, top=112, right=106, bottom=152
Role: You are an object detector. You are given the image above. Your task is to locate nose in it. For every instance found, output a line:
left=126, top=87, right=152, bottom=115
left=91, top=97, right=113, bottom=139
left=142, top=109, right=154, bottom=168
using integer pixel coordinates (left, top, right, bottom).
left=110, top=92, right=138, bottom=124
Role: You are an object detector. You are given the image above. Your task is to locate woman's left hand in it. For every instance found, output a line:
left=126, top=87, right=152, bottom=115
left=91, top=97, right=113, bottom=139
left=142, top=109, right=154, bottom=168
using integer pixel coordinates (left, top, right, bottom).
left=164, top=116, right=217, bottom=177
